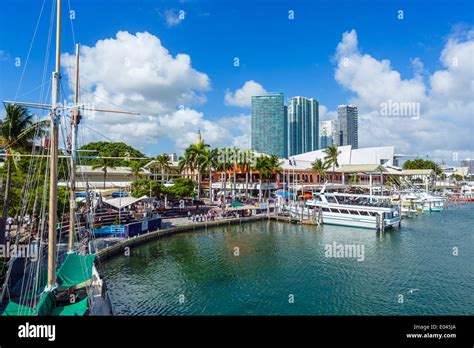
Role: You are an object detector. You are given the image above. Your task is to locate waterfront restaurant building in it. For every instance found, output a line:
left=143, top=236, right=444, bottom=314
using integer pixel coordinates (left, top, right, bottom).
left=208, top=145, right=436, bottom=198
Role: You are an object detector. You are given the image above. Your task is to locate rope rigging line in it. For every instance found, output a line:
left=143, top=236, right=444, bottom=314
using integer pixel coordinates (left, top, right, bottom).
left=37, top=0, right=56, bottom=119
left=78, top=86, right=140, bottom=115
left=10, top=81, right=51, bottom=102
left=66, top=0, right=76, bottom=47
left=13, top=128, right=49, bottom=307
left=13, top=0, right=48, bottom=101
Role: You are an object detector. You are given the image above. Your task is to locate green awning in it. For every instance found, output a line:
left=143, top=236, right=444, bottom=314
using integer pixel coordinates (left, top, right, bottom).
left=2, top=301, right=37, bottom=316
left=50, top=297, right=89, bottom=316
left=56, top=254, right=96, bottom=288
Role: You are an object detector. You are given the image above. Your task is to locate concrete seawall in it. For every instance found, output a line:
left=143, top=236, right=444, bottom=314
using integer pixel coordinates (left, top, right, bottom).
left=95, top=215, right=267, bottom=263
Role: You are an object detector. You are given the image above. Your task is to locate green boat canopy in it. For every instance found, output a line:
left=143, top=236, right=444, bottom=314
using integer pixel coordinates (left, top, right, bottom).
left=51, top=297, right=89, bottom=316
left=2, top=253, right=95, bottom=316
left=56, top=253, right=96, bottom=288
left=2, top=301, right=37, bottom=316
left=2, top=290, right=55, bottom=316
left=36, top=290, right=55, bottom=316
left=2, top=291, right=89, bottom=316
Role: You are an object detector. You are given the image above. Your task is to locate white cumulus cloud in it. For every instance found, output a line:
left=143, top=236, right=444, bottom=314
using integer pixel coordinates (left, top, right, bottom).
left=332, top=28, right=474, bottom=162
left=61, top=31, right=248, bottom=153
left=224, top=80, right=267, bottom=108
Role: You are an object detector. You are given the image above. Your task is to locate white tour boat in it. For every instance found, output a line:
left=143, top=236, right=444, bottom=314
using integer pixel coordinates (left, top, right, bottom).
left=287, top=189, right=401, bottom=231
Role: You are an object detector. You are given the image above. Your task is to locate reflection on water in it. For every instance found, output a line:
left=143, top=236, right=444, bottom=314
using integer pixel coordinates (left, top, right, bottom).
left=100, top=205, right=474, bottom=315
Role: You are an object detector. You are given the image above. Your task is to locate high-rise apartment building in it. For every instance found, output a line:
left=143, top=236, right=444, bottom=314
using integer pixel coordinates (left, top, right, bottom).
left=319, top=120, right=338, bottom=149
left=461, top=159, right=474, bottom=175
left=337, top=104, right=358, bottom=149
left=251, top=93, right=287, bottom=158
left=287, top=96, right=319, bottom=156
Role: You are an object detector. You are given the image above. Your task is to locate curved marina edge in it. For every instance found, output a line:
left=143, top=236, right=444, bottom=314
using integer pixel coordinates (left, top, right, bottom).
left=94, top=215, right=267, bottom=264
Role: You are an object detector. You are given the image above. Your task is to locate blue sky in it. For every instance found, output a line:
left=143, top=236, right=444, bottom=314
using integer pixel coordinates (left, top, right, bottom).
left=1, top=0, right=473, bottom=162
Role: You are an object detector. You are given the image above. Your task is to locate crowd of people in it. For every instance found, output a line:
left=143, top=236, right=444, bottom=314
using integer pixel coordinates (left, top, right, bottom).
left=187, top=210, right=241, bottom=223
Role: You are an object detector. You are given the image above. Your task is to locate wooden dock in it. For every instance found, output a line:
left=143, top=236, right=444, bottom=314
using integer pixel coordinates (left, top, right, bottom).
left=269, top=215, right=320, bottom=225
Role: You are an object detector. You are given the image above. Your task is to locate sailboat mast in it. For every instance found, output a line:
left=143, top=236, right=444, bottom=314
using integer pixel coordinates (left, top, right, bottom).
left=68, top=43, right=79, bottom=253
left=46, top=0, right=62, bottom=289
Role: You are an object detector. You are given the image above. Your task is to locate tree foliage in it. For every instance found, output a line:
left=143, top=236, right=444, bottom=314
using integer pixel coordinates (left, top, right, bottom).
left=131, top=178, right=196, bottom=199
left=403, top=159, right=442, bottom=175
left=0, top=154, right=70, bottom=218
left=131, top=179, right=164, bottom=197
left=79, top=141, right=146, bottom=167
left=311, top=158, right=330, bottom=182
left=163, top=178, right=196, bottom=199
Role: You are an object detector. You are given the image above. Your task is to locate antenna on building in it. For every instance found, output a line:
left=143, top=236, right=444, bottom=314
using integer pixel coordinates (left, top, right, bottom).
left=195, top=129, right=202, bottom=144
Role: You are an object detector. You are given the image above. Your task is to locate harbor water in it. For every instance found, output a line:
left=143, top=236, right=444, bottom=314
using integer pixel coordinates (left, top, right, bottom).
left=100, top=204, right=474, bottom=315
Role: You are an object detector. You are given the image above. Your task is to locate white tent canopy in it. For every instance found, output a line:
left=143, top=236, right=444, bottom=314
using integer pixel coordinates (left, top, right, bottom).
left=103, top=196, right=149, bottom=209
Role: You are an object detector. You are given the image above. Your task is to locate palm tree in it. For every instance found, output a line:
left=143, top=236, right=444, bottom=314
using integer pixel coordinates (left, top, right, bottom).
left=0, top=104, right=46, bottom=243
left=93, top=152, right=117, bottom=189
left=348, top=174, right=359, bottom=185
left=266, top=154, right=283, bottom=198
left=253, top=156, right=272, bottom=201
left=180, top=142, right=209, bottom=198
left=385, top=175, right=400, bottom=188
left=178, top=151, right=193, bottom=173
left=311, top=158, right=330, bottom=183
left=231, top=147, right=240, bottom=201
left=238, top=152, right=252, bottom=199
left=323, top=144, right=340, bottom=183
left=200, top=148, right=218, bottom=201
left=130, top=161, right=144, bottom=181
left=154, top=153, right=171, bottom=183
left=216, top=148, right=232, bottom=201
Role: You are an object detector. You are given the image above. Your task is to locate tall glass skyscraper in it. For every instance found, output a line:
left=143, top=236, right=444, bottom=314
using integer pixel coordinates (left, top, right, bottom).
left=287, top=96, right=319, bottom=156
left=337, top=104, right=358, bottom=149
left=251, top=93, right=287, bottom=158
left=319, top=120, right=338, bottom=149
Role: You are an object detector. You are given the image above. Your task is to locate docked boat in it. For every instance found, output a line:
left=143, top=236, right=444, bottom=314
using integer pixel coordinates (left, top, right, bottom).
left=392, top=189, right=447, bottom=216
left=288, top=191, right=401, bottom=231
left=460, top=184, right=474, bottom=201
left=418, top=192, right=446, bottom=212
left=392, top=191, right=423, bottom=216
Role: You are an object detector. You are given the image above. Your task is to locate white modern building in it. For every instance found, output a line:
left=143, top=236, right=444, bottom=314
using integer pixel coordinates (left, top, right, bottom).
left=58, top=165, right=152, bottom=190
left=284, top=145, right=395, bottom=170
